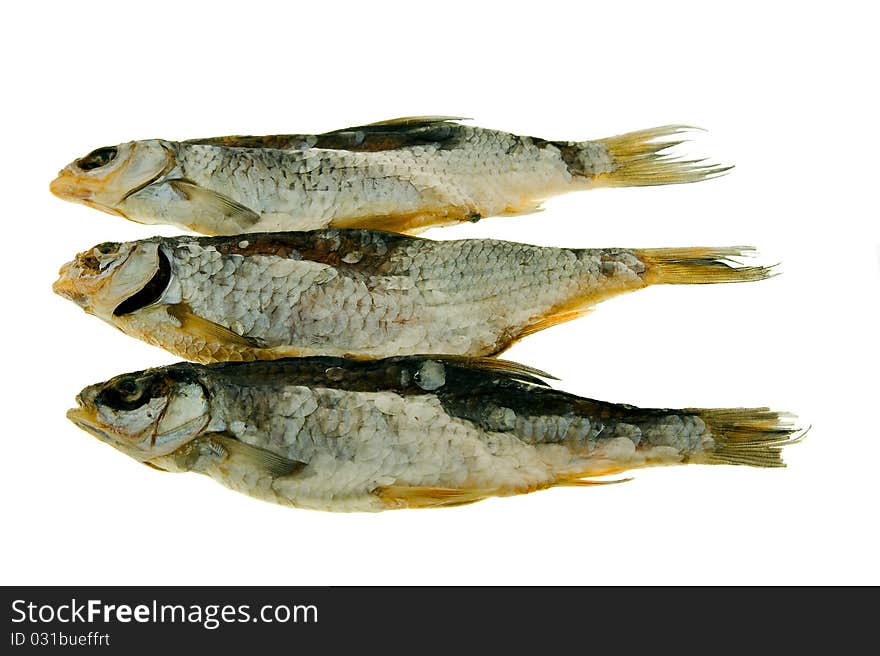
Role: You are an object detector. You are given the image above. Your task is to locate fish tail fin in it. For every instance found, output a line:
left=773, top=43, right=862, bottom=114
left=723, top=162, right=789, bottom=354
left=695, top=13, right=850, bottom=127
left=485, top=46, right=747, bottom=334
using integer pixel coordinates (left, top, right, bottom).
left=636, top=246, right=777, bottom=285
left=543, top=407, right=801, bottom=489
left=503, top=247, right=771, bottom=351
left=584, top=125, right=732, bottom=187
left=694, top=408, right=805, bottom=468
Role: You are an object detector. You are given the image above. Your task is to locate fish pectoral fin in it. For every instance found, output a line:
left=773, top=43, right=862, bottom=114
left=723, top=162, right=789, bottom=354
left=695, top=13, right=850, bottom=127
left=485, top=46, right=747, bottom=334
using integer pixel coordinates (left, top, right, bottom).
left=167, top=303, right=267, bottom=349
left=168, top=180, right=260, bottom=233
left=375, top=485, right=495, bottom=509
left=207, top=433, right=305, bottom=478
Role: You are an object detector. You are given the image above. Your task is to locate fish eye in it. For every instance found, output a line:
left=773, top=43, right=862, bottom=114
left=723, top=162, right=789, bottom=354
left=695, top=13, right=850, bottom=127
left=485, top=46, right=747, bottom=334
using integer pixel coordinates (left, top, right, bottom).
left=96, top=243, right=117, bottom=255
left=98, top=376, right=150, bottom=411
left=76, top=146, right=118, bottom=171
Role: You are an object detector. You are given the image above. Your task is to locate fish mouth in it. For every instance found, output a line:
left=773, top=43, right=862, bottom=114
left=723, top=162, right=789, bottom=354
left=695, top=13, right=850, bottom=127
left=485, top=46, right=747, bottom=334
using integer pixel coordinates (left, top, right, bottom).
left=52, top=244, right=142, bottom=313
left=50, top=173, right=92, bottom=200
left=49, top=173, right=126, bottom=217
left=66, top=406, right=112, bottom=443
left=67, top=405, right=135, bottom=455
left=52, top=261, right=89, bottom=307
left=81, top=199, right=127, bottom=218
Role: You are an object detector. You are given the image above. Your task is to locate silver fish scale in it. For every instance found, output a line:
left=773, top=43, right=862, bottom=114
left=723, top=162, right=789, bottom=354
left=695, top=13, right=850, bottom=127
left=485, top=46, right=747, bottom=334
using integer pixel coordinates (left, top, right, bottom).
left=212, top=383, right=567, bottom=493
left=164, top=237, right=647, bottom=357
left=203, top=376, right=714, bottom=509
left=173, top=126, right=574, bottom=231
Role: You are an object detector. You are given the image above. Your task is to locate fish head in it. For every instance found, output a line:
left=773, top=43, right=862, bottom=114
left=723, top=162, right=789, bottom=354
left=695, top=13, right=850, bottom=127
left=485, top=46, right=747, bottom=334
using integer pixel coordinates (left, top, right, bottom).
left=68, top=367, right=210, bottom=463
left=53, top=241, right=167, bottom=319
left=50, top=140, right=173, bottom=217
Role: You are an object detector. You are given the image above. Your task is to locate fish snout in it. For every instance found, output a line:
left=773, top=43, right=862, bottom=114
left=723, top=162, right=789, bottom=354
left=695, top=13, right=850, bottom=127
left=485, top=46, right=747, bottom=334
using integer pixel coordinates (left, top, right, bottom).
left=52, top=262, right=90, bottom=308
left=75, top=386, right=91, bottom=408
left=66, top=404, right=92, bottom=427
left=66, top=399, right=112, bottom=446
left=50, top=172, right=92, bottom=201
left=71, top=384, right=99, bottom=414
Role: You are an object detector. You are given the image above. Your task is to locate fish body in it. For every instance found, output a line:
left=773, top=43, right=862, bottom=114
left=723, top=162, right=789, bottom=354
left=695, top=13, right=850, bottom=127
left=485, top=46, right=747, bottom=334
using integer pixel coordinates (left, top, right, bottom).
left=50, top=117, right=730, bottom=235
left=53, top=230, right=770, bottom=362
left=68, top=356, right=799, bottom=512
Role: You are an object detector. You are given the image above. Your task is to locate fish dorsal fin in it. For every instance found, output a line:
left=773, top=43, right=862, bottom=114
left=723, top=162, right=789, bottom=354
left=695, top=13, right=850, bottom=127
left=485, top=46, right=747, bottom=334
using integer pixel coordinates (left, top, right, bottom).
left=167, top=303, right=267, bottom=349
left=207, top=433, right=304, bottom=478
left=183, top=134, right=316, bottom=149
left=182, top=117, right=470, bottom=155
left=358, top=116, right=470, bottom=129
left=313, top=116, right=469, bottom=152
left=168, top=179, right=260, bottom=233
left=428, top=355, right=556, bottom=386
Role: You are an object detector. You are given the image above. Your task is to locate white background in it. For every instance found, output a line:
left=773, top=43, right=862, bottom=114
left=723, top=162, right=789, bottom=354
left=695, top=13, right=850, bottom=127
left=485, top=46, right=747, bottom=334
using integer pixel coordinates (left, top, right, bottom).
left=1, top=1, right=877, bottom=585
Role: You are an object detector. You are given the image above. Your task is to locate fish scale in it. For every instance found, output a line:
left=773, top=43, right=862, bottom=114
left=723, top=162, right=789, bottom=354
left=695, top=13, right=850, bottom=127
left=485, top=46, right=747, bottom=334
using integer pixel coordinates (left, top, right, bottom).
left=175, top=238, right=611, bottom=352
left=52, top=118, right=730, bottom=235
left=54, top=229, right=773, bottom=362
left=67, top=357, right=800, bottom=512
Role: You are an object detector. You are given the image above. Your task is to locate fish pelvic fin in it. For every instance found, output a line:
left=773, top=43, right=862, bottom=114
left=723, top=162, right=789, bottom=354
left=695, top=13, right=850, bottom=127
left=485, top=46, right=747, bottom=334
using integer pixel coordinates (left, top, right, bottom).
left=693, top=409, right=805, bottom=468
left=167, top=303, right=267, bottom=350
left=375, top=485, right=496, bottom=509
left=586, top=125, right=732, bottom=188
left=329, top=206, right=478, bottom=234
left=636, top=246, right=777, bottom=285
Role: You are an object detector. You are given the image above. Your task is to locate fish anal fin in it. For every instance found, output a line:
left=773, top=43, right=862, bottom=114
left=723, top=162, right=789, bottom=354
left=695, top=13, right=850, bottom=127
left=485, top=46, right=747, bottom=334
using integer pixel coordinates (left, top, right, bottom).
left=167, top=303, right=267, bottom=350
left=500, top=202, right=545, bottom=217
left=513, top=307, right=595, bottom=344
left=559, top=477, right=633, bottom=487
left=556, top=466, right=632, bottom=487
left=168, top=179, right=259, bottom=233
left=375, top=485, right=494, bottom=509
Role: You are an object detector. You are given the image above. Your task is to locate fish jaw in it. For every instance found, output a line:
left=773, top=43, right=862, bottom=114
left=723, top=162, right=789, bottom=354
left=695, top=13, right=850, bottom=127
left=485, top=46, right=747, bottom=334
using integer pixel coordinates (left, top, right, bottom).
left=50, top=168, right=127, bottom=217
left=52, top=241, right=158, bottom=320
left=52, top=259, right=92, bottom=310
left=66, top=403, right=125, bottom=453
left=50, top=172, right=91, bottom=200
left=66, top=404, right=152, bottom=464
left=67, top=385, right=113, bottom=443
left=67, top=403, right=186, bottom=473
left=67, top=390, right=158, bottom=463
